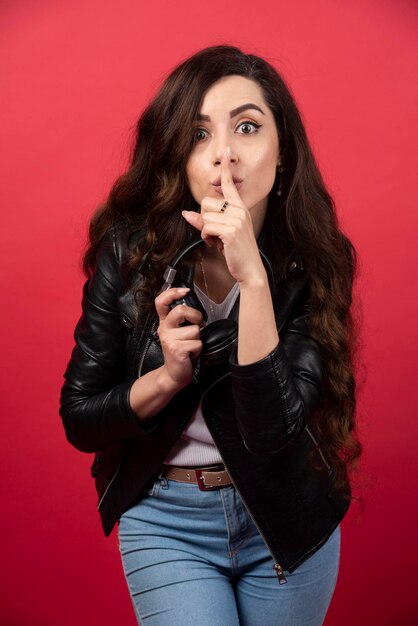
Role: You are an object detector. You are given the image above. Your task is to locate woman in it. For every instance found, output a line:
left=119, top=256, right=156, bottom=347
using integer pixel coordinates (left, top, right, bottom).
left=60, top=45, right=361, bottom=625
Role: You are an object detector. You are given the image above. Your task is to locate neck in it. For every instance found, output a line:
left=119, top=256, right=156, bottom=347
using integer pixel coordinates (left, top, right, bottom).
left=195, top=245, right=237, bottom=304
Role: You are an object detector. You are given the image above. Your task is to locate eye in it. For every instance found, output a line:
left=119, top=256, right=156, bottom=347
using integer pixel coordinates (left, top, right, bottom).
left=193, top=128, right=208, bottom=142
left=236, top=121, right=262, bottom=134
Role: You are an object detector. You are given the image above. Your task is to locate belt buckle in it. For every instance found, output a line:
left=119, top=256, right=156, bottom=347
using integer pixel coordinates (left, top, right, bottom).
left=195, top=469, right=219, bottom=491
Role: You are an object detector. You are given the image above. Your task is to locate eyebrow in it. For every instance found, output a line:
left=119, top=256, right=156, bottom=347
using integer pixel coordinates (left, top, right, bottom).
left=196, top=103, right=265, bottom=122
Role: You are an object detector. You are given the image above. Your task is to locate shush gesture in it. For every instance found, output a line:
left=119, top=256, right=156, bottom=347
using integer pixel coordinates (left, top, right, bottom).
left=181, top=147, right=267, bottom=288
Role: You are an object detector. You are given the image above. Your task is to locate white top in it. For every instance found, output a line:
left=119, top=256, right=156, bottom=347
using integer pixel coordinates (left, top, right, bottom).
left=162, top=280, right=240, bottom=467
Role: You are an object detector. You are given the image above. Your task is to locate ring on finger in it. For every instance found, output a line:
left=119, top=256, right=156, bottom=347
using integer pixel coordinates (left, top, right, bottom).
left=220, top=200, right=229, bottom=213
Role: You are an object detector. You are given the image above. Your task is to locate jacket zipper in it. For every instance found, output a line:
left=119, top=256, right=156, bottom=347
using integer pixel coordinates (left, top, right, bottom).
left=138, top=317, right=159, bottom=377
left=305, top=425, right=332, bottom=473
left=229, top=422, right=339, bottom=577
left=221, top=454, right=288, bottom=585
left=200, top=373, right=288, bottom=585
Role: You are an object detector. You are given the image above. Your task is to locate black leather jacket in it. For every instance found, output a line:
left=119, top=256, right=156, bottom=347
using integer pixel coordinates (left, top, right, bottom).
left=59, top=224, right=350, bottom=578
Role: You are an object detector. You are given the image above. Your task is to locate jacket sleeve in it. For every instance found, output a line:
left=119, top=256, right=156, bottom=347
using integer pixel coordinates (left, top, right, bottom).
left=228, top=293, right=324, bottom=455
left=59, top=227, right=155, bottom=453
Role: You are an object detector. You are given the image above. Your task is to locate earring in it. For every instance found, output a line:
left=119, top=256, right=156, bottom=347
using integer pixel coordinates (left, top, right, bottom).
left=276, top=162, right=284, bottom=197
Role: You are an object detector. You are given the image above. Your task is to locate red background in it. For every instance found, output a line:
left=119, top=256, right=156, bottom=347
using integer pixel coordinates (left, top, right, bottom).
left=1, top=0, right=417, bottom=623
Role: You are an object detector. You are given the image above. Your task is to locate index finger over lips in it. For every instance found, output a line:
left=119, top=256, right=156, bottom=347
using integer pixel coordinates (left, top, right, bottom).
left=220, top=147, right=244, bottom=207
left=154, top=287, right=190, bottom=321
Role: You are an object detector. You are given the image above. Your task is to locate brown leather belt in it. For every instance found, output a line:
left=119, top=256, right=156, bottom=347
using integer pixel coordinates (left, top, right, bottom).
left=162, top=464, right=233, bottom=491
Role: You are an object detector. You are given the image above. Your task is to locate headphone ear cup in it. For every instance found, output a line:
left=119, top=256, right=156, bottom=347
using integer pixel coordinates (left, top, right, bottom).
left=200, top=319, right=238, bottom=365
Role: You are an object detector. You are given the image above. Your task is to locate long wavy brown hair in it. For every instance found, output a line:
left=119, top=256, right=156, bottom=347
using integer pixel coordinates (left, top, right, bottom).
left=82, top=45, right=362, bottom=501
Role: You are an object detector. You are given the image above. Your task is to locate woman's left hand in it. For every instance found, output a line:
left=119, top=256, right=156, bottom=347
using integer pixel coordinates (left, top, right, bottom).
left=181, top=149, right=267, bottom=287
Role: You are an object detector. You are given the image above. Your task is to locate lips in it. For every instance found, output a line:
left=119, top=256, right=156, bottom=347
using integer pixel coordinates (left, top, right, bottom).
left=212, top=182, right=242, bottom=195
left=211, top=176, right=243, bottom=186
left=211, top=176, right=243, bottom=195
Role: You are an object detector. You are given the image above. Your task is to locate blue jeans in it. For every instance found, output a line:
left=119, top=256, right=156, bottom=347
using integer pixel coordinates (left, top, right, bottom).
left=118, top=474, right=340, bottom=626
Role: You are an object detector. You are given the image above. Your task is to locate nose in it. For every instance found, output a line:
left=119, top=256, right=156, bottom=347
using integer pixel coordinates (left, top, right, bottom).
left=212, top=135, right=239, bottom=166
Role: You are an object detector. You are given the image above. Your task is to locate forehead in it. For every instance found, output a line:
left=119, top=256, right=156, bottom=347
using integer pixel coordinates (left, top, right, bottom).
left=198, top=75, right=269, bottom=113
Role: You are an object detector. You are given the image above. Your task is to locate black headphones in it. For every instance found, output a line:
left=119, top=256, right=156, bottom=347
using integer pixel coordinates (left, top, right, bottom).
left=159, top=235, right=275, bottom=366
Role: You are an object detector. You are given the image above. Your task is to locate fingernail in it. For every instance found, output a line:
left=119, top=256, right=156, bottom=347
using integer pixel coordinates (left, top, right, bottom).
left=224, top=146, right=231, bottom=159
left=178, top=287, right=190, bottom=292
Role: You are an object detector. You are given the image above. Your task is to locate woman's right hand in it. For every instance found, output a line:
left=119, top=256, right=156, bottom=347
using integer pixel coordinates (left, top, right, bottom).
left=154, top=287, right=204, bottom=390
